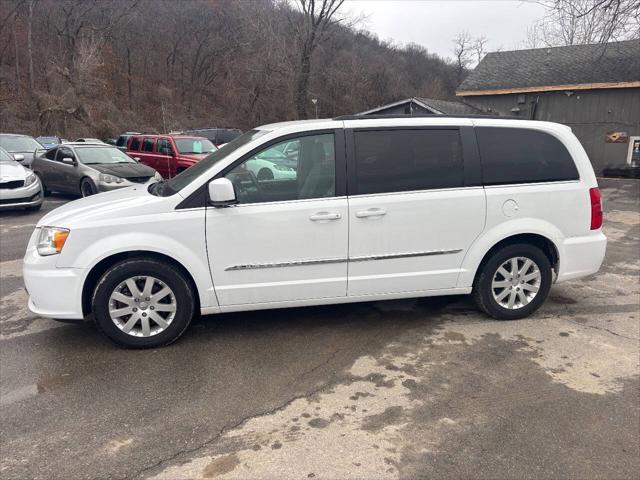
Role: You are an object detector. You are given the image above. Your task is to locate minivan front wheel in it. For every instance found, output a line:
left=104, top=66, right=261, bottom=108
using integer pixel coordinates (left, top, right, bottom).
left=92, top=258, right=195, bottom=348
left=473, top=244, right=552, bottom=320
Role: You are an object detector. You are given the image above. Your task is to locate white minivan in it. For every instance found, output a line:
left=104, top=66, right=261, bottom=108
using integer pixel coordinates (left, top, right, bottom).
left=23, top=116, right=606, bottom=348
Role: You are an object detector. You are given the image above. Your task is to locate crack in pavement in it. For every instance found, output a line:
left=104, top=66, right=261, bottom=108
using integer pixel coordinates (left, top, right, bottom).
left=564, top=318, right=640, bottom=341
left=128, top=363, right=346, bottom=479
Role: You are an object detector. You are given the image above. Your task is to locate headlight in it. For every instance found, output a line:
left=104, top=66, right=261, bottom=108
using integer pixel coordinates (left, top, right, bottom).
left=99, top=173, right=123, bottom=184
left=36, top=227, right=70, bottom=256
left=24, top=172, right=37, bottom=186
left=154, top=171, right=163, bottom=181
left=274, top=165, right=292, bottom=171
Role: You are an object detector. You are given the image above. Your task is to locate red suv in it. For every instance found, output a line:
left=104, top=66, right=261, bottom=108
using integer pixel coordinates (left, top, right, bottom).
left=126, top=134, right=216, bottom=178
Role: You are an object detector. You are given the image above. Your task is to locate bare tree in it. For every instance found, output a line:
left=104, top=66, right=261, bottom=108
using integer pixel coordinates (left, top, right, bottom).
left=453, top=31, right=474, bottom=85
left=292, top=0, right=346, bottom=119
left=473, top=36, right=488, bottom=64
left=532, top=0, right=640, bottom=46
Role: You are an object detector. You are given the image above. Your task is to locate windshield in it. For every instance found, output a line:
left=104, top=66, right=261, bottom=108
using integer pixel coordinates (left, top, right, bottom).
left=37, top=137, right=59, bottom=144
left=76, top=146, right=137, bottom=164
left=174, top=138, right=216, bottom=154
left=0, top=147, right=15, bottom=162
left=0, top=136, right=42, bottom=152
left=155, top=129, right=268, bottom=196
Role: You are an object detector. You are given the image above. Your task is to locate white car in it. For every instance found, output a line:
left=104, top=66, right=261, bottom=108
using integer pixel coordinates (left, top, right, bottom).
left=23, top=116, right=606, bottom=348
left=0, top=147, right=43, bottom=211
left=245, top=157, right=296, bottom=181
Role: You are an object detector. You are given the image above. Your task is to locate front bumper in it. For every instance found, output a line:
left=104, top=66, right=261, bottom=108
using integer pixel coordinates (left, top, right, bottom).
left=96, top=178, right=151, bottom=193
left=23, top=242, right=85, bottom=319
left=0, top=180, right=43, bottom=210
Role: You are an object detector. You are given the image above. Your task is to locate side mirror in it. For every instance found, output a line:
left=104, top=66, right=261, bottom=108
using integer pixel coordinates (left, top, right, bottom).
left=62, top=157, right=76, bottom=165
left=208, top=178, right=237, bottom=207
left=133, top=157, right=141, bottom=161
left=13, top=154, right=24, bottom=162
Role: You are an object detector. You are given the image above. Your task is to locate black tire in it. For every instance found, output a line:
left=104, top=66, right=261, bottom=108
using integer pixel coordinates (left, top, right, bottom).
left=473, top=243, right=552, bottom=320
left=257, top=168, right=274, bottom=181
left=92, top=258, right=195, bottom=348
left=35, top=173, right=50, bottom=196
left=80, top=178, right=96, bottom=197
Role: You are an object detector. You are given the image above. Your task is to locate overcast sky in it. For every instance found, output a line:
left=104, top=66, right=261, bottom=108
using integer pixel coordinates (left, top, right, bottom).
left=345, top=0, right=548, bottom=61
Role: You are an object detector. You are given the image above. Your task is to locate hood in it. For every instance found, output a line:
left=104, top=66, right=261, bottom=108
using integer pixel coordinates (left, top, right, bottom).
left=179, top=153, right=209, bottom=162
left=0, top=160, right=30, bottom=181
left=37, top=184, right=170, bottom=229
left=89, top=162, right=156, bottom=178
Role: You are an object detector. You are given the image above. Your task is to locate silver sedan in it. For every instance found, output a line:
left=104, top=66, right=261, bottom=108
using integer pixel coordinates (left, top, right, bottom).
left=0, top=146, right=43, bottom=211
left=32, top=143, right=161, bottom=197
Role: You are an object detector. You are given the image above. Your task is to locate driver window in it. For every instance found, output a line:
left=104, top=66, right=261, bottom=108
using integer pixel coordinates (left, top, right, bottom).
left=55, top=148, right=75, bottom=162
left=225, top=133, right=335, bottom=204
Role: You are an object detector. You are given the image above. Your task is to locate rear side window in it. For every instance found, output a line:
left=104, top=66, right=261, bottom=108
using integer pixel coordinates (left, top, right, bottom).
left=353, top=129, right=464, bottom=195
left=142, top=138, right=155, bottom=152
left=476, top=127, right=579, bottom=185
left=116, top=136, right=127, bottom=147
left=129, top=137, right=141, bottom=151
left=218, top=129, right=241, bottom=143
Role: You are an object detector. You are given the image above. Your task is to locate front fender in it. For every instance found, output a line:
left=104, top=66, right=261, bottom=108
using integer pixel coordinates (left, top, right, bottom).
left=457, top=217, right=564, bottom=288
left=58, top=221, right=218, bottom=310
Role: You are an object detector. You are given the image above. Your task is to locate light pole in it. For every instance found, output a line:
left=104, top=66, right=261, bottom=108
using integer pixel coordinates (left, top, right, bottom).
left=311, top=98, right=318, bottom=119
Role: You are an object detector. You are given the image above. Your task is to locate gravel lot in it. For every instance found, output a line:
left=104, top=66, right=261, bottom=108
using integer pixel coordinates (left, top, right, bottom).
left=1, top=179, right=638, bottom=480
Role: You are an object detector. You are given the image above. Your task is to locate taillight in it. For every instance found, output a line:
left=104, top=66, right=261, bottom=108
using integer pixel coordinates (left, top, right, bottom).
left=589, top=187, right=603, bottom=230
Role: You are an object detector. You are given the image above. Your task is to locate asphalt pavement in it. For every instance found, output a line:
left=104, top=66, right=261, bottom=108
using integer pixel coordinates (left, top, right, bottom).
left=0, top=180, right=638, bottom=479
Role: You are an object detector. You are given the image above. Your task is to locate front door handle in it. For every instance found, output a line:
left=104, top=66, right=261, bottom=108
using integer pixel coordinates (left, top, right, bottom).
left=355, top=208, right=387, bottom=218
left=309, top=212, right=342, bottom=221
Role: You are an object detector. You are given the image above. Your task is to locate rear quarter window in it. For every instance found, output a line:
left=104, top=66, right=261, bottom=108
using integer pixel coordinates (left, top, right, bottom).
left=476, top=127, right=579, bottom=185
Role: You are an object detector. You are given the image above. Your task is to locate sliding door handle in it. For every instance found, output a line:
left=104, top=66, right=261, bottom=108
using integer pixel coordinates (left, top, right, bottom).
left=355, top=208, right=387, bottom=218
left=309, top=212, right=342, bottom=221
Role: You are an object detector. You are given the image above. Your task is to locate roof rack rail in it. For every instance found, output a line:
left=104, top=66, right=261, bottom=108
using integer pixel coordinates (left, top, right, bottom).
left=333, top=113, right=522, bottom=121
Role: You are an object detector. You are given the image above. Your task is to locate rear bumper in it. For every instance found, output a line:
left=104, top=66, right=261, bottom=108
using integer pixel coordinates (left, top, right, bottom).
left=23, top=246, right=85, bottom=319
left=556, top=231, right=607, bottom=282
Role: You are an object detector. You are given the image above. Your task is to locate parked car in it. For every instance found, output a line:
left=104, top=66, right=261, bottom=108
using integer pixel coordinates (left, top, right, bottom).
left=102, top=138, right=117, bottom=146
left=0, top=133, right=46, bottom=168
left=181, top=128, right=242, bottom=147
left=75, top=138, right=106, bottom=144
left=0, top=146, right=43, bottom=211
left=245, top=153, right=296, bottom=180
left=36, top=136, right=67, bottom=149
left=126, top=134, right=216, bottom=179
left=23, top=116, right=606, bottom=348
left=31, top=143, right=161, bottom=197
left=116, top=132, right=140, bottom=151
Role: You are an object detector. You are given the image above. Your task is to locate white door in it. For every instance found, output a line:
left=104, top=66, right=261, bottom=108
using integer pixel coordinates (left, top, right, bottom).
left=206, top=132, right=348, bottom=306
left=346, top=127, right=486, bottom=296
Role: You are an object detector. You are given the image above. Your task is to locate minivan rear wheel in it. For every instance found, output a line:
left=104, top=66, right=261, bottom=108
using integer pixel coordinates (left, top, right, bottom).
left=473, top=243, right=552, bottom=320
left=92, top=258, right=195, bottom=348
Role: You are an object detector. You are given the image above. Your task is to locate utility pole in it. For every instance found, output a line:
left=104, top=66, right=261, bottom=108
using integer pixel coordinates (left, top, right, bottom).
left=311, top=98, right=318, bottom=119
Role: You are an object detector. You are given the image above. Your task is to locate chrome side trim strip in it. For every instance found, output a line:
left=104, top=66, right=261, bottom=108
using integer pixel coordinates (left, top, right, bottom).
left=225, top=257, right=346, bottom=271
left=349, top=249, right=462, bottom=262
left=224, top=249, right=462, bottom=271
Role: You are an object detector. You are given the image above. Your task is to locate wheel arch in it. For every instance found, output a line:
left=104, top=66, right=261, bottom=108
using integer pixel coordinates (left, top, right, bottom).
left=458, top=218, right=563, bottom=288
left=470, top=233, right=559, bottom=288
left=81, top=250, right=201, bottom=316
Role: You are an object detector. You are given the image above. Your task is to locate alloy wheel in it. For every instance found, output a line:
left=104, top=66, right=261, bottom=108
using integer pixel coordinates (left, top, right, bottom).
left=108, top=276, right=177, bottom=337
left=491, top=257, right=541, bottom=310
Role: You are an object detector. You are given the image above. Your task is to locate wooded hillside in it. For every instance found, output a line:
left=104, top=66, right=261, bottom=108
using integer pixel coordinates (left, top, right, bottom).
left=0, top=0, right=460, bottom=137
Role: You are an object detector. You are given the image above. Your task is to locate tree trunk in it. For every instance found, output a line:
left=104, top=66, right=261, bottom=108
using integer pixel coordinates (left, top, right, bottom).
left=126, top=46, right=132, bottom=109
left=12, top=12, right=20, bottom=94
left=27, top=1, right=35, bottom=93
left=295, top=44, right=313, bottom=119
